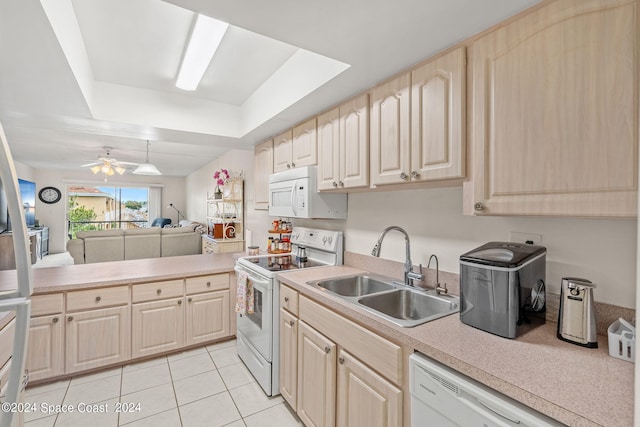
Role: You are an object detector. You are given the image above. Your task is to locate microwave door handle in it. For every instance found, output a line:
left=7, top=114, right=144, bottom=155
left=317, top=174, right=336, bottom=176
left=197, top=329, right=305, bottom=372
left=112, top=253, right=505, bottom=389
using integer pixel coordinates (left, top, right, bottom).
left=290, top=181, right=298, bottom=216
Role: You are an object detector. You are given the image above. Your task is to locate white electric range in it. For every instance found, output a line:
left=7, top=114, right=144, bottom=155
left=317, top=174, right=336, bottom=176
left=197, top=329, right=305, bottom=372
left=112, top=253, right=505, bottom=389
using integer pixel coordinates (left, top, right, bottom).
left=234, top=227, right=343, bottom=396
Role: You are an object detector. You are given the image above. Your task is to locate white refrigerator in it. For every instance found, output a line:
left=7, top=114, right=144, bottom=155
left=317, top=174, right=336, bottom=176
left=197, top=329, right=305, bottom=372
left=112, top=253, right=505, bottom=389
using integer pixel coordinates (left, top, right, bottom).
left=0, top=122, right=32, bottom=427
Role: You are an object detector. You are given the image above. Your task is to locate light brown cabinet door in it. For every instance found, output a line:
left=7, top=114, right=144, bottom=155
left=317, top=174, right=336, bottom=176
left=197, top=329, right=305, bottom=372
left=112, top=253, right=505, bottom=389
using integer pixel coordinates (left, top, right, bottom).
left=466, top=0, right=637, bottom=217
left=273, top=130, right=294, bottom=172
left=292, top=118, right=318, bottom=168
left=185, top=291, right=229, bottom=345
left=27, top=315, right=64, bottom=382
left=370, top=73, right=411, bottom=186
left=131, top=298, right=184, bottom=359
left=297, top=320, right=336, bottom=427
left=317, top=107, right=341, bottom=191
left=65, top=306, right=130, bottom=373
left=411, top=46, right=466, bottom=182
left=336, top=349, right=402, bottom=427
left=340, top=93, right=370, bottom=189
left=279, top=308, right=298, bottom=409
left=254, top=139, right=273, bottom=210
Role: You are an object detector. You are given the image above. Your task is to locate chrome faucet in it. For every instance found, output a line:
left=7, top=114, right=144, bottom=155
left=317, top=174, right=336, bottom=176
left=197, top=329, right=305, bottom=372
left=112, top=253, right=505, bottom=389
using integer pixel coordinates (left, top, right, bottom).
left=371, top=226, right=423, bottom=287
left=427, top=254, right=448, bottom=295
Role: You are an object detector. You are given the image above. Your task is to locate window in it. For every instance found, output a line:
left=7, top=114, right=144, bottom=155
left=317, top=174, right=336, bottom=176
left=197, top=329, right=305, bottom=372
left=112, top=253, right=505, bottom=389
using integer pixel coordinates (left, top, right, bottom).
left=67, top=185, right=153, bottom=238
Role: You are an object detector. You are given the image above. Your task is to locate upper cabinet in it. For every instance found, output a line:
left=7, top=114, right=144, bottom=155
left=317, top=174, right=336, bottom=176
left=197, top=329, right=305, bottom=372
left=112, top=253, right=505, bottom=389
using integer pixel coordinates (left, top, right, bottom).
left=318, top=93, right=370, bottom=191
left=465, top=0, right=638, bottom=217
left=273, top=119, right=319, bottom=173
left=254, top=139, right=273, bottom=210
left=371, top=47, right=466, bottom=186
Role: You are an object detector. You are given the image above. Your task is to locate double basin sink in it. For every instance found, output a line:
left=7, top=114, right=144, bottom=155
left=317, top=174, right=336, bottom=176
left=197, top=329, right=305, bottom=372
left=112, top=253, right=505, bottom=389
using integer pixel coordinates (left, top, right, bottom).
left=307, top=275, right=459, bottom=327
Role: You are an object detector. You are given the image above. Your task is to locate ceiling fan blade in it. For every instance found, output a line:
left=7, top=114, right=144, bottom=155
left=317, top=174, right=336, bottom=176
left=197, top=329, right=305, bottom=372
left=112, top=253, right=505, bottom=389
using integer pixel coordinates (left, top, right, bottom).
left=81, top=162, right=101, bottom=167
left=114, top=161, right=140, bottom=166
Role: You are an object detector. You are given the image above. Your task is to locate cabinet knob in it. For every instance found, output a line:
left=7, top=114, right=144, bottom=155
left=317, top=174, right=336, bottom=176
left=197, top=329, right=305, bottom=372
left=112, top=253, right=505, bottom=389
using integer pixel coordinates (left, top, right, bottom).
left=95, top=296, right=101, bottom=302
left=206, top=282, right=211, bottom=287
left=474, top=202, right=485, bottom=211
left=324, top=346, right=331, bottom=354
left=188, top=297, right=193, bottom=303
left=67, top=316, right=73, bottom=322
left=411, top=171, right=419, bottom=179
left=289, top=320, right=295, bottom=326
left=291, top=162, right=296, bottom=168
left=284, top=296, right=289, bottom=302
left=52, top=317, right=59, bottom=323
left=157, top=289, right=162, bottom=295
left=400, top=172, right=408, bottom=180
left=178, top=300, right=183, bottom=305
left=332, top=181, right=338, bottom=188
left=287, top=163, right=291, bottom=169
left=338, top=181, right=344, bottom=187
left=338, top=357, right=345, bottom=365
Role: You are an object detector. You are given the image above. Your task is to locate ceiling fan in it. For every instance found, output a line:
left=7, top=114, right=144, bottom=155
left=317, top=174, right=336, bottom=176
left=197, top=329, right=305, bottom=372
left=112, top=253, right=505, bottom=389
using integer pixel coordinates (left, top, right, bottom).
left=81, top=147, right=140, bottom=177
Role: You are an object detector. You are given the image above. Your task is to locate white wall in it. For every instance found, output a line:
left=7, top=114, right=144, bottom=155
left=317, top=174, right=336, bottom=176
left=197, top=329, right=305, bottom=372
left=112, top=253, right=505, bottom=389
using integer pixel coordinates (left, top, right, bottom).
left=346, top=186, right=637, bottom=308
left=14, top=161, right=35, bottom=181
left=33, top=168, right=186, bottom=253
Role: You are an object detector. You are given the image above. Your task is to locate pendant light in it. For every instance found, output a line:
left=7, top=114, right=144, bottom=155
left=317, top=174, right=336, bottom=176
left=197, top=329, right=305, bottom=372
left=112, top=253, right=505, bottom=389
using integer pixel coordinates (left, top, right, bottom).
left=133, top=141, right=162, bottom=176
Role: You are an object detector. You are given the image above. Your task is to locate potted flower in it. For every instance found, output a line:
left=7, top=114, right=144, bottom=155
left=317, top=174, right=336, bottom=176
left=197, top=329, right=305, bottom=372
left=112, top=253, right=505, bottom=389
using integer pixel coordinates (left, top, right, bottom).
left=213, top=168, right=230, bottom=199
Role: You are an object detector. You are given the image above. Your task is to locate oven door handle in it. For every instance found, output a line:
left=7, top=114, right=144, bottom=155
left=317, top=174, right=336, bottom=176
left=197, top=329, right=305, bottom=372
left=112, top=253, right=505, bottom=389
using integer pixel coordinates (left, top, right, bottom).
left=234, top=267, right=271, bottom=292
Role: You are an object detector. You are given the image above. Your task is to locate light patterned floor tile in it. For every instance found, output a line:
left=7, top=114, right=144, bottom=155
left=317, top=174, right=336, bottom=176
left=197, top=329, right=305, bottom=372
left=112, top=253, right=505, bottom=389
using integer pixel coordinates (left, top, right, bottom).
left=25, top=380, right=70, bottom=398
left=168, top=353, right=216, bottom=381
left=123, top=356, right=168, bottom=373
left=53, top=398, right=118, bottom=427
left=243, top=403, right=303, bottom=427
left=173, top=369, right=226, bottom=406
left=222, top=420, right=246, bottom=427
left=121, top=362, right=172, bottom=395
left=179, top=392, right=241, bottom=427
left=119, top=382, right=177, bottom=425
left=167, top=346, right=208, bottom=362
left=23, top=387, right=68, bottom=423
left=218, top=362, right=255, bottom=390
left=206, top=339, right=236, bottom=353
left=63, top=374, right=121, bottom=406
left=228, top=382, right=283, bottom=418
left=210, top=346, right=241, bottom=369
left=23, top=414, right=57, bottom=427
left=69, top=366, right=122, bottom=387
left=120, top=407, right=181, bottom=427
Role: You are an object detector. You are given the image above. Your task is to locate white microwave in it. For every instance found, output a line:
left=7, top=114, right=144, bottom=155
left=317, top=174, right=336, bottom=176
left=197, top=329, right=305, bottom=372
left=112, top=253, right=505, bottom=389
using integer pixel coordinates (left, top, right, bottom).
left=268, top=166, right=347, bottom=219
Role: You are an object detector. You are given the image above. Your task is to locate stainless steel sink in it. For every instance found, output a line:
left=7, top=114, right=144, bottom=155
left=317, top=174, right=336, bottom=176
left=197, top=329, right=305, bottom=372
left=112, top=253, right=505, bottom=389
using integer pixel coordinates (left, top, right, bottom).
left=357, top=289, right=459, bottom=327
left=313, top=275, right=395, bottom=297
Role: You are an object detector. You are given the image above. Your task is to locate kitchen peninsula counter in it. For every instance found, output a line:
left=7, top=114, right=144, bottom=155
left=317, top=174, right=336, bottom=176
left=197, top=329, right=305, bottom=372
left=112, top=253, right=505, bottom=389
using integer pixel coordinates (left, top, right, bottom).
left=277, top=266, right=634, bottom=427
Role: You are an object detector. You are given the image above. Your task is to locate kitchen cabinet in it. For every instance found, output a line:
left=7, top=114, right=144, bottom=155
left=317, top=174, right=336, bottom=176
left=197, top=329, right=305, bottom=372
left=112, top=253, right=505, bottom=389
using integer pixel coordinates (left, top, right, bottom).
left=336, top=349, right=402, bottom=427
left=273, top=130, right=294, bottom=172
left=297, top=319, right=336, bottom=427
left=131, top=280, right=185, bottom=358
left=370, top=47, right=466, bottom=186
left=65, top=286, right=130, bottom=373
left=465, top=0, right=638, bottom=217
left=185, top=274, right=230, bottom=345
left=254, top=139, right=273, bottom=210
left=273, top=119, right=318, bottom=174
left=280, top=308, right=298, bottom=409
left=318, top=93, right=370, bottom=191
left=26, top=294, right=64, bottom=382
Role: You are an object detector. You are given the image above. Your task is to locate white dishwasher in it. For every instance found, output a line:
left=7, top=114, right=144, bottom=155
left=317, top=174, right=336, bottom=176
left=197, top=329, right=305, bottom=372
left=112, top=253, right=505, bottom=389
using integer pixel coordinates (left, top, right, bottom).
left=409, top=353, right=563, bottom=427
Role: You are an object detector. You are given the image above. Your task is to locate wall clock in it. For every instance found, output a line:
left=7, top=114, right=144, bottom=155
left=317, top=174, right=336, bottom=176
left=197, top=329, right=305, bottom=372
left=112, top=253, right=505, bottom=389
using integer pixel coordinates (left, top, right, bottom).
left=38, top=186, right=62, bottom=204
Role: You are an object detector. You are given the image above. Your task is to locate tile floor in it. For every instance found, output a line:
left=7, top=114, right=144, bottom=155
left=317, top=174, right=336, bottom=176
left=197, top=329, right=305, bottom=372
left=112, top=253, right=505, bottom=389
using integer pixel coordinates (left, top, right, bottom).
left=23, top=339, right=303, bottom=427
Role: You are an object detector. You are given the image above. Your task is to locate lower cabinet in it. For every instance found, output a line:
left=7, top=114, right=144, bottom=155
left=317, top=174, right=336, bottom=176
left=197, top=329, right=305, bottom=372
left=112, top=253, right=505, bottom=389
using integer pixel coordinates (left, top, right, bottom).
left=185, top=290, right=229, bottom=345
left=65, top=305, right=130, bottom=373
left=279, top=286, right=403, bottom=427
left=27, top=314, right=63, bottom=382
left=131, top=297, right=185, bottom=358
left=297, top=320, right=336, bottom=427
left=336, top=349, right=402, bottom=427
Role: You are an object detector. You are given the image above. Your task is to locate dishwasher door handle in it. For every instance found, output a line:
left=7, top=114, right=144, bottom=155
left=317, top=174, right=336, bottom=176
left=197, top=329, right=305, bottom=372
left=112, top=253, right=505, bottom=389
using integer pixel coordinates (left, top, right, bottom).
left=476, top=398, right=521, bottom=424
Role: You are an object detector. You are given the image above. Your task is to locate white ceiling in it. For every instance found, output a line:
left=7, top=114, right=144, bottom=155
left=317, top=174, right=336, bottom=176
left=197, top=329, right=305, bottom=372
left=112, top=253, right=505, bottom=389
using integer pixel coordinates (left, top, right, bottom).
left=0, top=0, right=541, bottom=177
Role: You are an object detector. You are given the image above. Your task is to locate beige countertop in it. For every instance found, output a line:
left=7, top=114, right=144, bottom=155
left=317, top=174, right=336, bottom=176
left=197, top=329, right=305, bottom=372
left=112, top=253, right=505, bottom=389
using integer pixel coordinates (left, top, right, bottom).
left=277, top=266, right=634, bottom=427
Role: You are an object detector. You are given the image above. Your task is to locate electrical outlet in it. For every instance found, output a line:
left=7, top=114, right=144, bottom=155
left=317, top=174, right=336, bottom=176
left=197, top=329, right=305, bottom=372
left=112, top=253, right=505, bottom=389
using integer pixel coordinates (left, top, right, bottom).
left=509, top=231, right=542, bottom=245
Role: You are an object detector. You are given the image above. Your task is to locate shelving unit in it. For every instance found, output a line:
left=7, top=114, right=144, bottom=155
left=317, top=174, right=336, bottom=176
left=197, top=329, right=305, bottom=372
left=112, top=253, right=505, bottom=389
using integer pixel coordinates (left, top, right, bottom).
left=267, top=228, right=292, bottom=254
left=203, top=178, right=244, bottom=254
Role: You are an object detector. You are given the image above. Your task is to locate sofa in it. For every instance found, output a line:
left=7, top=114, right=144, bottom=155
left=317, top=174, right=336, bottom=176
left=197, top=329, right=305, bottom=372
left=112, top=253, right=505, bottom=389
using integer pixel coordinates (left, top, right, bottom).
left=66, top=225, right=203, bottom=264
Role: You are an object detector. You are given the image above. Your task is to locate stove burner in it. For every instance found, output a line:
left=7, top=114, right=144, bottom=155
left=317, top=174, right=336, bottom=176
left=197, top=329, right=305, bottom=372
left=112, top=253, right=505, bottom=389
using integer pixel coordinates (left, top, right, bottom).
left=245, top=254, right=325, bottom=272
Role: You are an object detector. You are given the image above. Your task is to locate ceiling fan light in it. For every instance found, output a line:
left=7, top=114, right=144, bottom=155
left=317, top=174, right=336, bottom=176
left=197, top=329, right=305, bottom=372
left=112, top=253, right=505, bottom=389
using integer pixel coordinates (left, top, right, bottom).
left=90, top=166, right=101, bottom=174
left=115, top=166, right=126, bottom=175
left=133, top=163, right=162, bottom=176
left=106, top=168, right=115, bottom=176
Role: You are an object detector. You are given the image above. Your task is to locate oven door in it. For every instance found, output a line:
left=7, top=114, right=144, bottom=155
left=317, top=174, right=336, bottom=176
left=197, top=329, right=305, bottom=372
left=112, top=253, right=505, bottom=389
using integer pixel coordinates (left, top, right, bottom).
left=234, top=265, right=273, bottom=362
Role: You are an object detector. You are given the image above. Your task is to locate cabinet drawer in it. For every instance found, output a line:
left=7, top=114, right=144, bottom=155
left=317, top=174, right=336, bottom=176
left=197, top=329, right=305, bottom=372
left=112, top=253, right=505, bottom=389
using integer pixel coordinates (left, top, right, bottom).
left=132, top=280, right=184, bottom=303
left=280, top=285, right=299, bottom=315
left=0, top=319, right=15, bottom=370
left=66, top=286, right=129, bottom=312
left=186, top=274, right=229, bottom=295
left=32, top=294, right=64, bottom=316
left=300, top=296, right=402, bottom=385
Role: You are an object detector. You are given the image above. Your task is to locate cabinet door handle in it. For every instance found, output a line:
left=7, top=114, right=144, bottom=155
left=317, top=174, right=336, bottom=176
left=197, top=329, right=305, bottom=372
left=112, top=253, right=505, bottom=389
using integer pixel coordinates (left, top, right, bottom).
left=188, top=297, right=192, bottom=303
left=289, top=320, right=295, bottom=326
left=324, top=346, right=331, bottom=354
left=95, top=296, right=101, bottom=302
left=411, top=171, right=419, bottom=179
left=157, top=289, right=162, bottom=295
left=291, top=162, right=296, bottom=168
left=474, top=202, right=485, bottom=211
left=284, top=296, right=289, bottom=302
left=332, top=181, right=338, bottom=188
left=400, top=172, right=408, bottom=180
left=287, top=163, right=291, bottom=169
left=52, top=317, right=59, bottom=323
left=67, top=316, right=73, bottom=322
left=177, top=300, right=183, bottom=305
left=338, top=357, right=345, bottom=365
left=338, top=181, right=344, bottom=187
left=206, top=282, right=211, bottom=287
